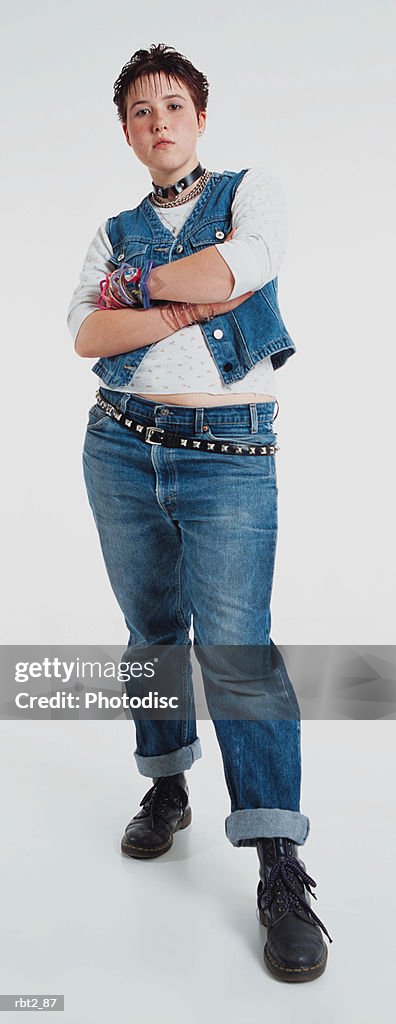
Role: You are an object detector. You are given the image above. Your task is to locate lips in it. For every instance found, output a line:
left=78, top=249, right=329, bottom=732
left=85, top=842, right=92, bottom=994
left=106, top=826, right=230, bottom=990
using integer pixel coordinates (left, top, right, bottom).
left=154, top=140, right=174, bottom=148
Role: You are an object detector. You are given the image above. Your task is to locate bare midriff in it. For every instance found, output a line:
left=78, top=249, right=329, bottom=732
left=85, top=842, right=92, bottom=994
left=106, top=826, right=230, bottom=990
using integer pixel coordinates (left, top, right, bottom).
left=134, top=392, right=276, bottom=407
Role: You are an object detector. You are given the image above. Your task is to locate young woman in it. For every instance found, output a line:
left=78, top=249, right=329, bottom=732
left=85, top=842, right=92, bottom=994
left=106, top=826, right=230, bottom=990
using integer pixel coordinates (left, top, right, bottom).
left=67, top=43, right=332, bottom=982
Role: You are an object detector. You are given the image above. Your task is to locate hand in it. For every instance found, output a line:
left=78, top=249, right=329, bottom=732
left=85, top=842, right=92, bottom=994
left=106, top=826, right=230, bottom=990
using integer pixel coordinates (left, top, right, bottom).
left=192, top=289, right=254, bottom=323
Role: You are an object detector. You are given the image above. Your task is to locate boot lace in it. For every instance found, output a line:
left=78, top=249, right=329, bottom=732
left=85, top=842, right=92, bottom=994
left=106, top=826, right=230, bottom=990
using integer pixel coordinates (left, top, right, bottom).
left=139, top=778, right=187, bottom=830
left=259, top=856, right=333, bottom=943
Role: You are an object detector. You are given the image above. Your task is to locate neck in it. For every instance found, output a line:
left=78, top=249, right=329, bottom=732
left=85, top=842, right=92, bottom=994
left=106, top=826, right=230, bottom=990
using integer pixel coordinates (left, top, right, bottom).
left=149, top=158, right=202, bottom=196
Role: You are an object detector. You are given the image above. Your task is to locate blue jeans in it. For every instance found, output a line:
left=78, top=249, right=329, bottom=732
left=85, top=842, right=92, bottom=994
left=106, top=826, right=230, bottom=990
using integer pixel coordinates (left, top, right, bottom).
left=82, top=387, right=310, bottom=847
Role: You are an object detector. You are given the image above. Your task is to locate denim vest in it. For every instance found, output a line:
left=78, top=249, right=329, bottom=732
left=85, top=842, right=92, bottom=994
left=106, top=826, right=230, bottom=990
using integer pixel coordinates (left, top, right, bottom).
left=92, top=168, right=296, bottom=388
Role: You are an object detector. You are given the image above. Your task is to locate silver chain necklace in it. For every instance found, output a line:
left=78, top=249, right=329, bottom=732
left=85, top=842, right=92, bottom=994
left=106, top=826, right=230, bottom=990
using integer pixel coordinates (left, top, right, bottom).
left=149, top=169, right=212, bottom=209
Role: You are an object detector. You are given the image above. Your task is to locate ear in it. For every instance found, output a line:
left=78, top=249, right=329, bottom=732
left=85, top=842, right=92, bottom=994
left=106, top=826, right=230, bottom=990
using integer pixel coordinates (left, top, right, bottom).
left=197, top=111, right=207, bottom=136
left=122, top=122, right=131, bottom=147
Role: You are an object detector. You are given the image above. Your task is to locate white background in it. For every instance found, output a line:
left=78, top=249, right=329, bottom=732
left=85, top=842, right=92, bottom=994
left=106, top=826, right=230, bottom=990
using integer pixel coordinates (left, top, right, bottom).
left=1, top=3, right=396, bottom=1021
left=0, top=717, right=394, bottom=1023
left=1, top=0, right=395, bottom=644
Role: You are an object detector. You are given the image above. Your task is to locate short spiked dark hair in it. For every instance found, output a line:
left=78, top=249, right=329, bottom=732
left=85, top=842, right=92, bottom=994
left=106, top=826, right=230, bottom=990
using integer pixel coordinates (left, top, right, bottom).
left=113, top=42, right=209, bottom=124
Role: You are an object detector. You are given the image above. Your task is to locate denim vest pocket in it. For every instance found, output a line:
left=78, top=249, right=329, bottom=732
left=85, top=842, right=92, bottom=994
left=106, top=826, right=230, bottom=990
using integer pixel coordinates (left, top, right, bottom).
left=189, top=217, right=232, bottom=250
left=109, top=243, right=149, bottom=267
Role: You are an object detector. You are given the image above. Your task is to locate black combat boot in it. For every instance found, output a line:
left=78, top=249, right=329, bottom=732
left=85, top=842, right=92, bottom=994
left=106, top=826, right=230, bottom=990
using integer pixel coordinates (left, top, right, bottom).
left=121, top=773, right=192, bottom=859
left=256, top=837, right=333, bottom=982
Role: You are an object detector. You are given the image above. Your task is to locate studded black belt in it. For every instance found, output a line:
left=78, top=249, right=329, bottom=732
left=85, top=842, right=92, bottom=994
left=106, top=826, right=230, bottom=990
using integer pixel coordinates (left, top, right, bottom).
left=94, top=391, right=279, bottom=456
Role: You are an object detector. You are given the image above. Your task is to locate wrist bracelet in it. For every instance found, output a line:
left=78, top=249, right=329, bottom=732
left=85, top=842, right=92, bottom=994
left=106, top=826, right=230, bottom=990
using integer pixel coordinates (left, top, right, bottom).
left=97, top=260, right=157, bottom=311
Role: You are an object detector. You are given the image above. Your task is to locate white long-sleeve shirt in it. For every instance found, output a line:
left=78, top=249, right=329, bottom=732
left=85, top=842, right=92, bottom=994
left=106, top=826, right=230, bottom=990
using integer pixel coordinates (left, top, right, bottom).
left=66, top=166, right=288, bottom=395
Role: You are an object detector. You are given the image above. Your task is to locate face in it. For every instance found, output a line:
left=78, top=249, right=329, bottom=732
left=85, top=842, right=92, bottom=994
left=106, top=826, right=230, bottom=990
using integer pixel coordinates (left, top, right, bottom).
left=122, top=71, right=206, bottom=184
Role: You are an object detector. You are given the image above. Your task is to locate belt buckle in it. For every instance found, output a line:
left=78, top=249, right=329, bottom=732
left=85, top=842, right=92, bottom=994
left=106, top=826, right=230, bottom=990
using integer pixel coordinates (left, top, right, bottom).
left=144, top=425, right=165, bottom=445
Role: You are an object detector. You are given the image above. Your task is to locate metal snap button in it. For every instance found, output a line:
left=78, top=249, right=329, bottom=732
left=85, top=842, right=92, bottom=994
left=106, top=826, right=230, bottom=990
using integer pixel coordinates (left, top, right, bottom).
left=215, top=230, right=225, bottom=239
left=213, top=329, right=223, bottom=339
left=203, top=425, right=209, bottom=432
left=223, top=362, right=233, bottom=371
left=117, top=253, right=125, bottom=262
left=176, top=244, right=184, bottom=253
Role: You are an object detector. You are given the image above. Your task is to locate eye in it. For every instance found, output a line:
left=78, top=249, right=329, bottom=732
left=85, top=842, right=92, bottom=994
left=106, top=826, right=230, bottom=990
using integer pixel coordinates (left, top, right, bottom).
left=135, top=103, right=182, bottom=117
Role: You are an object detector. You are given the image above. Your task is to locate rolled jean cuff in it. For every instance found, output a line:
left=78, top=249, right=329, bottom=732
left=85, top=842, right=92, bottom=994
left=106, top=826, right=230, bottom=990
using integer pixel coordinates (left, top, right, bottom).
left=225, top=808, right=311, bottom=847
left=134, top=738, right=202, bottom=778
